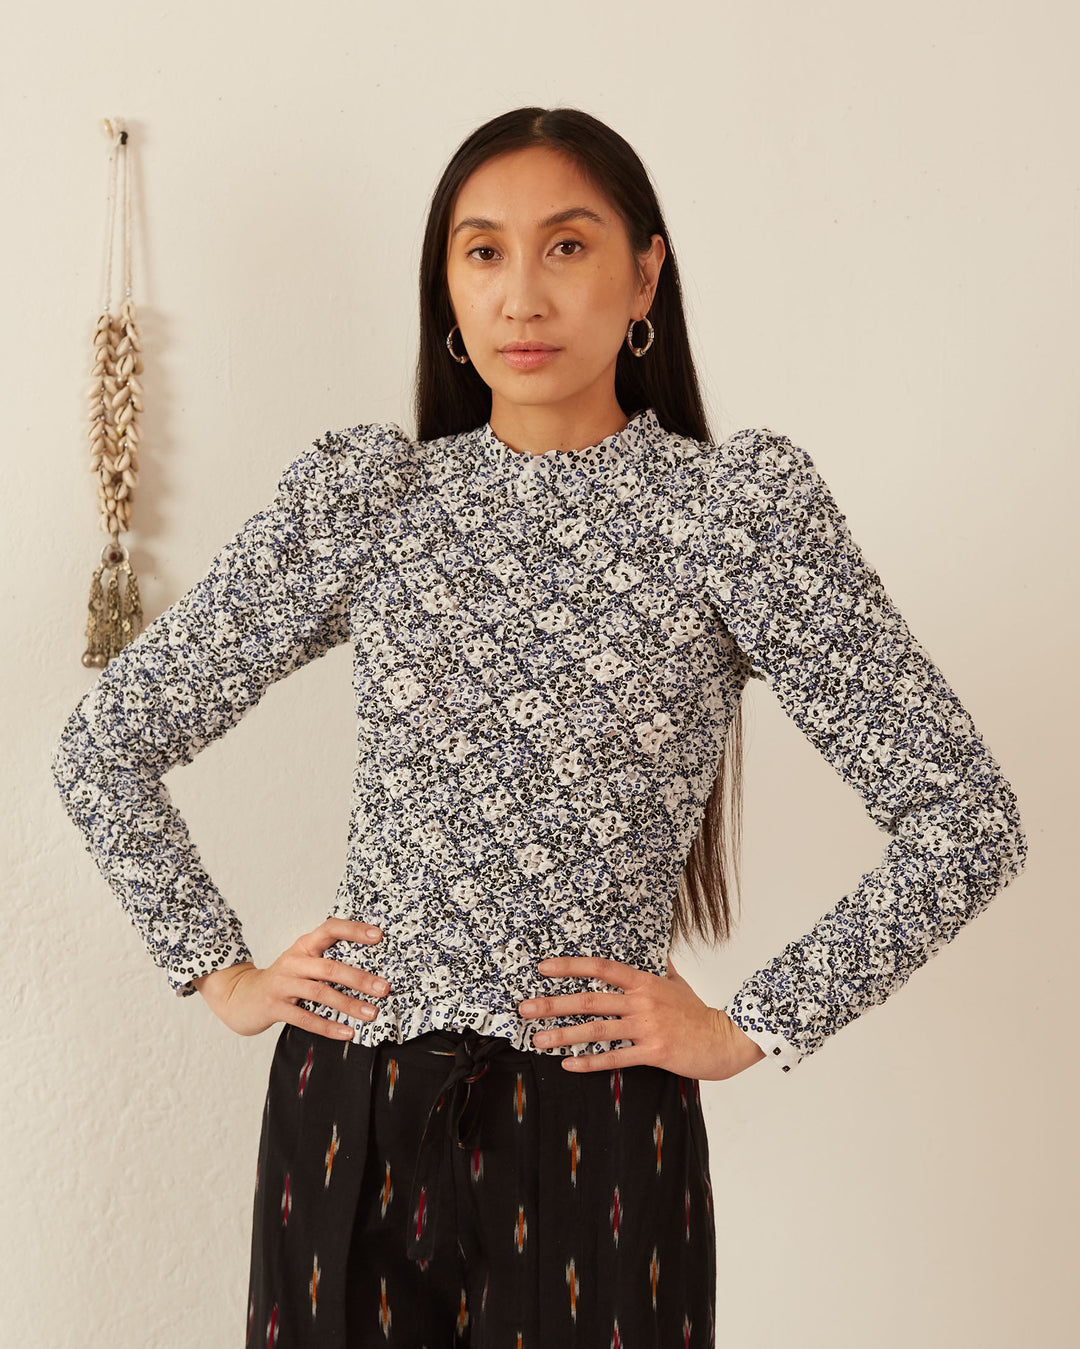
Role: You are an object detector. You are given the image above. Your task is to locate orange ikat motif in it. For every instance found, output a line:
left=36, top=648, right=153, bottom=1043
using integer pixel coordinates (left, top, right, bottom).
left=379, top=1159, right=393, bottom=1218
left=309, top=1253, right=321, bottom=1317
left=324, top=1123, right=340, bottom=1188
left=565, top=1255, right=580, bottom=1323
left=514, top=1070, right=526, bottom=1122
left=649, top=1244, right=660, bottom=1309
left=455, top=1288, right=470, bottom=1338
left=567, top=1124, right=581, bottom=1186
left=378, top=1275, right=391, bottom=1336
left=653, top=1113, right=664, bottom=1175
left=514, top=1203, right=527, bottom=1253
left=386, top=1055, right=399, bottom=1101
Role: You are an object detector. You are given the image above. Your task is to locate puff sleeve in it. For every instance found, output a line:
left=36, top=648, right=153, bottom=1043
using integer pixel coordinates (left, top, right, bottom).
left=699, top=429, right=1027, bottom=1071
left=51, top=427, right=393, bottom=997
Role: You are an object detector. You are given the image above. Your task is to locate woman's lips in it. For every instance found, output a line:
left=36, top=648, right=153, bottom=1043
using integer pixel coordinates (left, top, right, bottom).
left=500, top=347, right=561, bottom=370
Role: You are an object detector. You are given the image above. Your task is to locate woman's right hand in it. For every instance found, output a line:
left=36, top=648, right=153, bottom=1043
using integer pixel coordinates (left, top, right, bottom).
left=192, top=918, right=391, bottom=1040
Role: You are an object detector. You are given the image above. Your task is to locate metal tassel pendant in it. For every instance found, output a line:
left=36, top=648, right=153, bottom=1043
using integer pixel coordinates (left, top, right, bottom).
left=82, top=543, right=143, bottom=668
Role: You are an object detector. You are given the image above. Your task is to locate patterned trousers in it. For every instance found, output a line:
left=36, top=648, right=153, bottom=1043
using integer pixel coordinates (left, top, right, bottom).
left=246, top=1021, right=717, bottom=1348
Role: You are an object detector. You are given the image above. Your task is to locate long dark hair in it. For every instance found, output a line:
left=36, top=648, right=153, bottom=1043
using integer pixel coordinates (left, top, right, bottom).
left=413, top=106, right=744, bottom=953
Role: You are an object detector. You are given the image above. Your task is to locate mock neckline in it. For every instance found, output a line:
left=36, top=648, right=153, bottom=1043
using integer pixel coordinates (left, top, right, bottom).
left=476, top=406, right=662, bottom=469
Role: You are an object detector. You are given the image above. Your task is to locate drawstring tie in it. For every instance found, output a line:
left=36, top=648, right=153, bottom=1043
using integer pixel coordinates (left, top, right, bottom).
left=406, top=1029, right=512, bottom=1262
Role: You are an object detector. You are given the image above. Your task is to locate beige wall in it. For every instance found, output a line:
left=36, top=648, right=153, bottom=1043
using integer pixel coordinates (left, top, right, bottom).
left=3, top=1, right=1074, bottom=1344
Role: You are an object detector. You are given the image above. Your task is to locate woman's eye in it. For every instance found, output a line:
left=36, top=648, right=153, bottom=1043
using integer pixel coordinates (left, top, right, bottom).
left=466, top=240, right=583, bottom=261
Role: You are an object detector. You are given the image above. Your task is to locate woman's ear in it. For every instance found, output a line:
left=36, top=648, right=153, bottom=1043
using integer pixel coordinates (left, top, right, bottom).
left=638, top=233, right=666, bottom=312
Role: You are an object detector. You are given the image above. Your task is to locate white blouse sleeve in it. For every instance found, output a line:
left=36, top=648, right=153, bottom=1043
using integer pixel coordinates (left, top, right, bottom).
left=698, top=429, right=1027, bottom=1072
left=51, top=428, right=388, bottom=997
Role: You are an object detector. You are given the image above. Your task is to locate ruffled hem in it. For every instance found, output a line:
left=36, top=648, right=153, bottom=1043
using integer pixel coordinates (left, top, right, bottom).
left=298, top=994, right=634, bottom=1059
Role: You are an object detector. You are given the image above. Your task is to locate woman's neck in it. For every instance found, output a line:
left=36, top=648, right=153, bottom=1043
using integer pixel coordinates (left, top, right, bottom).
left=487, top=395, right=628, bottom=458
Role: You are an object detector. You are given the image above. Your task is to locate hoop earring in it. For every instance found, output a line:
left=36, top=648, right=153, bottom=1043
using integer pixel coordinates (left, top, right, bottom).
left=446, top=324, right=470, bottom=364
left=625, top=315, right=655, bottom=357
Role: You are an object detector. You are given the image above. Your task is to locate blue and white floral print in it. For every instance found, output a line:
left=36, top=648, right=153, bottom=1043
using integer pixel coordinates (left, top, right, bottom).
left=51, top=408, right=1026, bottom=1071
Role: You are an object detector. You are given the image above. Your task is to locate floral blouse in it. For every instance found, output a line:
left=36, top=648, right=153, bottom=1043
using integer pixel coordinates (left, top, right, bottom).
left=51, top=407, right=1027, bottom=1071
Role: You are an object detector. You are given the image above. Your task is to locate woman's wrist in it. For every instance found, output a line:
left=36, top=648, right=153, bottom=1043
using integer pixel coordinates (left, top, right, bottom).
left=712, top=1007, right=767, bottom=1075
left=193, top=961, right=257, bottom=997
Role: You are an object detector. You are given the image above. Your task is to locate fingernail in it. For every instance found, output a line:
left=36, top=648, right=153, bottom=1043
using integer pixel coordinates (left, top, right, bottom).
left=373, top=980, right=388, bottom=995
left=366, top=927, right=381, bottom=940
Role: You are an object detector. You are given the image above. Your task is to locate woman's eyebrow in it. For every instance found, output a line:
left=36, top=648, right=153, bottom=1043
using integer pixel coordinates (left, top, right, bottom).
left=450, top=206, right=606, bottom=240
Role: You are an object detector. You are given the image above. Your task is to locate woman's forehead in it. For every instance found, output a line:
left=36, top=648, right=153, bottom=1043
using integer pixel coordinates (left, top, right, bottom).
left=450, top=147, right=606, bottom=226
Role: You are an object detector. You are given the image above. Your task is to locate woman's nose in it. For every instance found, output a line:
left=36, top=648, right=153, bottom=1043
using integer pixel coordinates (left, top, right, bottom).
left=501, top=255, right=549, bottom=321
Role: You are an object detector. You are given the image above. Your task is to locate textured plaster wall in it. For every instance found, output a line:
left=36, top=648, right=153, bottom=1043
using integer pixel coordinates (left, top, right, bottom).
left=2, top=2, right=1075, bottom=1345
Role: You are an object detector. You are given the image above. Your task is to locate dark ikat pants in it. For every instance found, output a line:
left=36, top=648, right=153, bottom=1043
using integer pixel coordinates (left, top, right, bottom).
left=246, top=1022, right=717, bottom=1348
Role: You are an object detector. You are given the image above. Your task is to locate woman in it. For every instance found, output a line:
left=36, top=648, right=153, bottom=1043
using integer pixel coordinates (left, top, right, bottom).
left=52, top=106, right=1026, bottom=1348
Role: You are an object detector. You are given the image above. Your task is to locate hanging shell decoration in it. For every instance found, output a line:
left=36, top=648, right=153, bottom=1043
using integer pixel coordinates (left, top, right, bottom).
left=83, top=121, right=145, bottom=667
left=83, top=301, right=145, bottom=666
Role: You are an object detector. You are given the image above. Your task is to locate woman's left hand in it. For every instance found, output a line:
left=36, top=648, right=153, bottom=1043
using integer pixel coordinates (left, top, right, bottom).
left=518, top=955, right=766, bottom=1081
